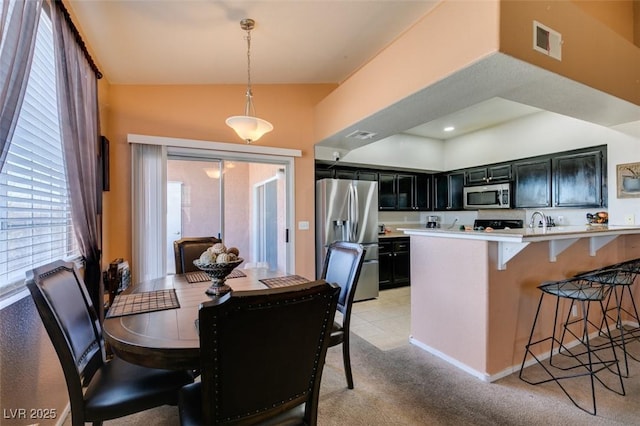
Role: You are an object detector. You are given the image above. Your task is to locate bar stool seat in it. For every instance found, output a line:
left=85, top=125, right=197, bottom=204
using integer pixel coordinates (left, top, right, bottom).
left=519, top=276, right=625, bottom=415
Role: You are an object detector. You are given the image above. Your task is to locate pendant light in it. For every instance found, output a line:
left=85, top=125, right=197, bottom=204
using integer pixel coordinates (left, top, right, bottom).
left=226, top=18, right=273, bottom=143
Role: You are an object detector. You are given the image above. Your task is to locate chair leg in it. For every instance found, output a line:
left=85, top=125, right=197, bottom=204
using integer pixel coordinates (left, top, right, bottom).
left=341, top=334, right=354, bottom=389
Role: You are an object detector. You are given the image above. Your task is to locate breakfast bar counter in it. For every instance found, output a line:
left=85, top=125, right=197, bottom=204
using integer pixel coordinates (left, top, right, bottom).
left=397, top=225, right=640, bottom=382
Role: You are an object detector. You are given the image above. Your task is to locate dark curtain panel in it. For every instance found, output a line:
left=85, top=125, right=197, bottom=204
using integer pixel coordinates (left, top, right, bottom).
left=0, top=0, right=42, bottom=169
left=51, top=4, right=102, bottom=315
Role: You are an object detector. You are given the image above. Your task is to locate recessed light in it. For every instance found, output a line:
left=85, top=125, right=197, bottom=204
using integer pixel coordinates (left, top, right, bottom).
left=444, top=126, right=455, bottom=132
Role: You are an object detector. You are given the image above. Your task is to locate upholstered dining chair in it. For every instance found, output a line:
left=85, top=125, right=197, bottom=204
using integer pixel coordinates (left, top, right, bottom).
left=173, top=236, right=221, bottom=274
left=321, top=241, right=366, bottom=389
left=26, top=260, right=194, bottom=426
left=178, top=280, right=339, bottom=426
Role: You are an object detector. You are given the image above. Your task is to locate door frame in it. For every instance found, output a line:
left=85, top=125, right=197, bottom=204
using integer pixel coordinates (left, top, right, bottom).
left=129, top=134, right=300, bottom=280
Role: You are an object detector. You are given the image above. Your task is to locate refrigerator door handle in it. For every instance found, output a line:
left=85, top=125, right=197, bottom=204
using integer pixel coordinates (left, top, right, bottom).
left=349, top=183, right=359, bottom=241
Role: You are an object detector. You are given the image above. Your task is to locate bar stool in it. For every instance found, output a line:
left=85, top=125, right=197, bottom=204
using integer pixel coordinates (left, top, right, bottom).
left=571, top=259, right=640, bottom=377
left=519, top=276, right=625, bottom=415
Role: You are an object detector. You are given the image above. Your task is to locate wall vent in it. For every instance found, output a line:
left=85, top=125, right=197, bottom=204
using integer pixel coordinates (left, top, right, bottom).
left=345, top=130, right=377, bottom=140
left=533, top=21, right=562, bottom=61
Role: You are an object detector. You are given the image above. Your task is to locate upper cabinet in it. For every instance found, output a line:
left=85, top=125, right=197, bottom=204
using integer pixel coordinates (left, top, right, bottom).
left=315, top=145, right=606, bottom=211
left=465, top=163, right=512, bottom=186
left=553, top=149, right=605, bottom=207
left=512, top=146, right=606, bottom=208
left=513, top=158, right=552, bottom=208
left=379, top=172, right=431, bottom=211
left=434, top=172, right=464, bottom=211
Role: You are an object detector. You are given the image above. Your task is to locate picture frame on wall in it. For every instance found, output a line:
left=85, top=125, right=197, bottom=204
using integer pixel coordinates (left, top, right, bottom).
left=617, top=162, right=640, bottom=198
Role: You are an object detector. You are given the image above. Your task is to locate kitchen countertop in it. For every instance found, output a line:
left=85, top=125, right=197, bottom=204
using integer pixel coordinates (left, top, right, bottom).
left=398, top=224, right=640, bottom=243
left=378, top=232, right=409, bottom=239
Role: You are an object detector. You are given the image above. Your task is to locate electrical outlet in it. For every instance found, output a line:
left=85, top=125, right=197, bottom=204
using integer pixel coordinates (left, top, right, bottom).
left=557, top=216, right=564, bottom=225
left=625, top=214, right=635, bottom=225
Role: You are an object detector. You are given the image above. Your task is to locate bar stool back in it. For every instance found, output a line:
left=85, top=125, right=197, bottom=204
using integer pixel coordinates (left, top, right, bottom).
left=574, top=259, right=640, bottom=376
left=519, top=276, right=624, bottom=415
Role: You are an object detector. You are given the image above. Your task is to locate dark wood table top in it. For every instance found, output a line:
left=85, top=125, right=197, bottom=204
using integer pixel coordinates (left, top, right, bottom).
left=103, top=268, right=289, bottom=370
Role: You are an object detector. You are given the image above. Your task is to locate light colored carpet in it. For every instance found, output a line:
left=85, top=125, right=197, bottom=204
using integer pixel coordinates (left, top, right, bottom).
left=66, top=334, right=640, bottom=425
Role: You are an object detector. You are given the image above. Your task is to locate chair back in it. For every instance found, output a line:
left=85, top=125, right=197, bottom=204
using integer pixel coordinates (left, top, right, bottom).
left=173, top=236, right=221, bottom=274
left=321, top=241, right=366, bottom=314
left=197, top=280, right=339, bottom=425
left=26, top=260, right=104, bottom=414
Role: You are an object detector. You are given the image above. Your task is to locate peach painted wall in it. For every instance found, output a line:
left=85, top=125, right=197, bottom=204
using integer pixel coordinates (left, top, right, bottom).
left=572, top=0, right=635, bottom=43
left=500, top=0, right=640, bottom=107
left=101, top=84, right=335, bottom=279
left=314, top=0, right=500, bottom=142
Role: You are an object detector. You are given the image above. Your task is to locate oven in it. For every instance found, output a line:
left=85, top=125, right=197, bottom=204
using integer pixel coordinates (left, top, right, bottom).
left=463, top=183, right=511, bottom=209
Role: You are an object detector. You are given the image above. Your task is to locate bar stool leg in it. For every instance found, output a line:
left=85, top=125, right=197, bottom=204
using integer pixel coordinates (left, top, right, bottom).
left=520, top=289, right=625, bottom=415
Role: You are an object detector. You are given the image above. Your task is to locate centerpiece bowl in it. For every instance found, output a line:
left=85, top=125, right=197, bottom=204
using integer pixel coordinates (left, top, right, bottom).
left=193, top=258, right=244, bottom=296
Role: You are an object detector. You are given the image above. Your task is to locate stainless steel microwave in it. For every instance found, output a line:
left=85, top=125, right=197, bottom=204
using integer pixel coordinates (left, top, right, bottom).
left=463, top=183, right=511, bottom=209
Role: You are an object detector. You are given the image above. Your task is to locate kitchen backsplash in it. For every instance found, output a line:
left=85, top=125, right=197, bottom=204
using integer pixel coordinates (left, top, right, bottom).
left=379, top=208, right=606, bottom=231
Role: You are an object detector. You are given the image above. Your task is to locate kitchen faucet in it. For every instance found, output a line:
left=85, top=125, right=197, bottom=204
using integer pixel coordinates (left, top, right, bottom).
left=529, top=211, right=547, bottom=229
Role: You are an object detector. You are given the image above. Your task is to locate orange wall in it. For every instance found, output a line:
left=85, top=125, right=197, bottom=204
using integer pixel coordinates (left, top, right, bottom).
left=573, top=0, right=635, bottom=43
left=315, top=0, right=501, bottom=142
left=101, top=84, right=335, bottom=279
left=500, top=0, right=640, bottom=107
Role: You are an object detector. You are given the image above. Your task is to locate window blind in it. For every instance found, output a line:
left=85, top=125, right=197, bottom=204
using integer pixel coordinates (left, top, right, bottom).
left=0, top=10, right=78, bottom=294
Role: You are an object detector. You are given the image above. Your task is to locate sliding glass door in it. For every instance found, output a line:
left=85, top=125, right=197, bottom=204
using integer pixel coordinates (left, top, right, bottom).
left=166, top=156, right=287, bottom=274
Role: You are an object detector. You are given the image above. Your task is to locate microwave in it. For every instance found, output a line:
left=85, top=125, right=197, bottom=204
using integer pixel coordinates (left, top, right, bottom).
left=463, top=183, right=511, bottom=209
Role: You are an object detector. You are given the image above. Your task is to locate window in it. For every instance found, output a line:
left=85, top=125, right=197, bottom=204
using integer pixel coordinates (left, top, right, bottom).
left=0, top=9, right=78, bottom=296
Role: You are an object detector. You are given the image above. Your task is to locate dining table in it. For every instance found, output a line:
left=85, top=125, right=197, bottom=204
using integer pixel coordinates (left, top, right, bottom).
left=102, top=267, right=311, bottom=371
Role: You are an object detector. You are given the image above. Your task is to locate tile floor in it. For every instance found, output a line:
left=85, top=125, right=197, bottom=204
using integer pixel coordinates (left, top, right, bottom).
left=348, top=286, right=411, bottom=351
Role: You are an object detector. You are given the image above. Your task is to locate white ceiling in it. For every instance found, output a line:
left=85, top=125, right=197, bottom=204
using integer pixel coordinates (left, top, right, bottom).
left=67, top=1, right=639, bottom=147
left=68, top=0, right=439, bottom=85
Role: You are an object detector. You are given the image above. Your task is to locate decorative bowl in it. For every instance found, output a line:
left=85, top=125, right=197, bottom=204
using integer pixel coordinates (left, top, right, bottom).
left=193, top=258, right=244, bottom=296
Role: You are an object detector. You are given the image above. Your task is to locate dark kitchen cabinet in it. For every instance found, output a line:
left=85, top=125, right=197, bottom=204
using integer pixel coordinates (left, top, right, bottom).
left=434, top=172, right=464, bottom=210
left=315, top=167, right=335, bottom=180
left=553, top=149, right=604, bottom=207
left=378, top=173, right=397, bottom=210
left=378, top=238, right=410, bottom=290
left=334, top=169, right=356, bottom=180
left=356, top=170, right=378, bottom=181
left=414, top=173, right=431, bottom=210
left=378, top=173, right=430, bottom=211
left=513, top=158, right=552, bottom=208
left=466, top=163, right=512, bottom=185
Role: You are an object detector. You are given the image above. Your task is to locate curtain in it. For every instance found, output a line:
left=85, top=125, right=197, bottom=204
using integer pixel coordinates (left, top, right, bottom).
left=0, top=0, right=42, bottom=170
left=50, top=3, right=102, bottom=312
left=131, top=143, right=167, bottom=283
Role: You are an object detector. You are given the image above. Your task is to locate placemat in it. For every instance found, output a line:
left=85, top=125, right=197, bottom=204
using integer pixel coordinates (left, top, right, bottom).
left=106, top=289, right=180, bottom=318
left=185, top=269, right=246, bottom=283
left=259, top=275, right=310, bottom=288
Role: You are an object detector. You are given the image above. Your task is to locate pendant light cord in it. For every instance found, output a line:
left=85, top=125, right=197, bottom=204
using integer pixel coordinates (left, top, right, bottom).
left=244, top=26, right=254, bottom=116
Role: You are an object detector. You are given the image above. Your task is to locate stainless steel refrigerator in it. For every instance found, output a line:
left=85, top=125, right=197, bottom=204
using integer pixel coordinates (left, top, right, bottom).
left=316, top=178, right=379, bottom=301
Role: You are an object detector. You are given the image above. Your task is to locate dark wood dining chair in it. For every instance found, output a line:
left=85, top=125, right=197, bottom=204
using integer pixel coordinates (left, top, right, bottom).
left=26, top=260, right=194, bottom=426
left=321, top=241, right=366, bottom=389
left=173, top=236, right=221, bottom=274
left=178, top=280, right=340, bottom=426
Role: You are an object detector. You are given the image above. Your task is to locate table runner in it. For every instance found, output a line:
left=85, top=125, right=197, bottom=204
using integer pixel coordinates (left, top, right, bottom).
left=259, top=275, right=310, bottom=288
left=185, top=269, right=246, bottom=283
left=106, top=289, right=180, bottom=318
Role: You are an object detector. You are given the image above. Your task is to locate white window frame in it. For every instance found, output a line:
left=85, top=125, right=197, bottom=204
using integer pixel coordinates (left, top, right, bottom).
left=0, top=5, right=79, bottom=306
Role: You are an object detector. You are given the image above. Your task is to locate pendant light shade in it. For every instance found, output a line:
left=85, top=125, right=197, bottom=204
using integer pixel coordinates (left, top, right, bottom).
left=226, top=18, right=273, bottom=143
left=225, top=115, right=273, bottom=143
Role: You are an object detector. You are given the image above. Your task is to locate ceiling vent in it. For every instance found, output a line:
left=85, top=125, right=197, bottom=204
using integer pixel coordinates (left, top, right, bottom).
left=533, top=21, right=562, bottom=61
left=345, top=130, right=377, bottom=140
